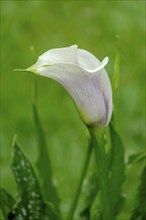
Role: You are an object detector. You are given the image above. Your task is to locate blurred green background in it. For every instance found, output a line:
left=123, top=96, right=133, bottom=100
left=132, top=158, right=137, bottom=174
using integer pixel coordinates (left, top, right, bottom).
left=1, top=1, right=145, bottom=219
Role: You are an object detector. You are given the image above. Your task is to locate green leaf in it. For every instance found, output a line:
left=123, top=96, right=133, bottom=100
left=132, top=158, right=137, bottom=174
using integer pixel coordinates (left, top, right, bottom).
left=8, top=141, right=59, bottom=220
left=33, top=104, right=60, bottom=212
left=130, top=166, right=146, bottom=220
left=80, top=171, right=99, bottom=220
left=127, top=151, right=146, bottom=165
left=109, top=119, right=125, bottom=218
left=43, top=202, right=60, bottom=220
left=0, top=188, right=15, bottom=219
left=90, top=194, right=102, bottom=220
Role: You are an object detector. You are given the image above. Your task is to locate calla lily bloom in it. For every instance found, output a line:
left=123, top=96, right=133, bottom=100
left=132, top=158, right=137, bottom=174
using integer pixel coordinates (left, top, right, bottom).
left=25, top=45, right=112, bottom=127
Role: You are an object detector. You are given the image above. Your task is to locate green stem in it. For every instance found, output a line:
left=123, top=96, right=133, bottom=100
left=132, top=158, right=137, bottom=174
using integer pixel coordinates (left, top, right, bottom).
left=89, top=128, right=111, bottom=220
left=66, top=140, right=92, bottom=220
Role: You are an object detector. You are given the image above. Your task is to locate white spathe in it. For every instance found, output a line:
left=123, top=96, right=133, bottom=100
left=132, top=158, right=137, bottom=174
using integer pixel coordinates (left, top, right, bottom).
left=27, top=45, right=113, bottom=127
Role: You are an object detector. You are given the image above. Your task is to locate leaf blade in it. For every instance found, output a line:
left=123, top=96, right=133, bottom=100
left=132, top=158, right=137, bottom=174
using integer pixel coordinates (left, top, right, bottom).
left=127, top=151, right=146, bottom=165
left=8, top=141, right=60, bottom=220
left=0, top=188, right=15, bottom=219
left=9, top=141, right=44, bottom=219
left=109, top=119, right=125, bottom=218
left=130, top=166, right=146, bottom=220
left=33, top=104, right=60, bottom=212
left=80, top=171, right=99, bottom=220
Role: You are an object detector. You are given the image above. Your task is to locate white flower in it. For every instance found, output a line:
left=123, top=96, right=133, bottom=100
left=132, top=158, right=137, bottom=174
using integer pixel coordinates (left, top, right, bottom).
left=26, top=45, right=113, bottom=128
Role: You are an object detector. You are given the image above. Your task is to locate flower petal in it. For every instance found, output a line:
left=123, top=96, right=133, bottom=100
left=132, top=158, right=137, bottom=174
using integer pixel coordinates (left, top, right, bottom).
left=77, top=48, right=101, bottom=70
left=28, top=45, right=78, bottom=70
left=25, top=45, right=113, bottom=127
left=31, top=63, right=112, bottom=127
left=86, top=57, right=109, bottom=73
left=98, top=69, right=113, bottom=126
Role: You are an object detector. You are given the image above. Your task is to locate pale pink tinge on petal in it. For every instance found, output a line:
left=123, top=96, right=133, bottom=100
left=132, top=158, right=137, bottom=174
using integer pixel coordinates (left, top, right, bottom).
left=35, top=63, right=112, bottom=127
left=26, top=45, right=113, bottom=127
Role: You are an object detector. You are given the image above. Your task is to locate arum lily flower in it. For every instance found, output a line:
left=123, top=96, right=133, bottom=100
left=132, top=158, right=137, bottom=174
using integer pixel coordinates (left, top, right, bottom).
left=25, top=45, right=113, bottom=128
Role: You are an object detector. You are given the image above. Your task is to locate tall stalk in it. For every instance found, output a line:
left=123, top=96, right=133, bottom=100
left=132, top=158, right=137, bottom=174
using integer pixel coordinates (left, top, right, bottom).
left=89, top=128, right=111, bottom=220
left=66, top=140, right=92, bottom=220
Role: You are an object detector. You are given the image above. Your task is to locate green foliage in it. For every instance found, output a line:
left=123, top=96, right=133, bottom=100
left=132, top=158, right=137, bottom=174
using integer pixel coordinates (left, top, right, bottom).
left=33, top=103, right=60, bottom=212
left=10, top=141, right=43, bottom=219
left=1, top=2, right=145, bottom=219
left=66, top=141, right=92, bottom=220
left=80, top=171, right=99, bottom=220
left=0, top=188, right=15, bottom=219
left=7, top=141, right=59, bottom=220
left=89, top=129, right=111, bottom=220
left=130, top=166, right=146, bottom=220
left=86, top=118, right=125, bottom=220
left=127, top=151, right=146, bottom=165
left=109, top=118, right=125, bottom=217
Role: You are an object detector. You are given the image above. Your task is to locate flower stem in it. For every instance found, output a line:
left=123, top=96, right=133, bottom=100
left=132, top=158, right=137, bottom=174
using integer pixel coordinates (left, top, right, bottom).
left=66, top=140, right=92, bottom=220
left=89, top=128, right=111, bottom=220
